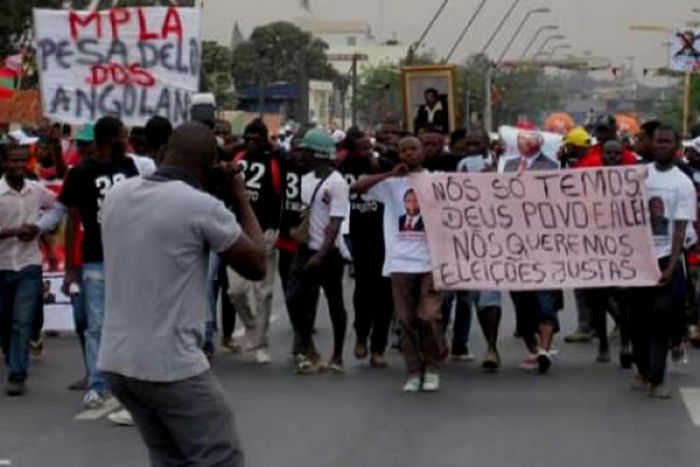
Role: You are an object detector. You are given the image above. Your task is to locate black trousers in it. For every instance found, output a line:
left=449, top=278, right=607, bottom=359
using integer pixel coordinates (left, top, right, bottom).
left=630, top=257, right=684, bottom=385
left=352, top=255, right=393, bottom=354
left=278, top=249, right=294, bottom=295
left=286, top=246, right=346, bottom=358
left=578, top=288, right=623, bottom=350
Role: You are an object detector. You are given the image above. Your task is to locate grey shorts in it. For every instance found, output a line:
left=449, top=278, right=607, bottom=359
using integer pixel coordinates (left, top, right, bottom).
left=457, top=290, right=502, bottom=310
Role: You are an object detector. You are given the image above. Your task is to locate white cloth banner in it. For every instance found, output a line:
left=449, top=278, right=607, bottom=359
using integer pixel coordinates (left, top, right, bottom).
left=34, top=7, right=202, bottom=126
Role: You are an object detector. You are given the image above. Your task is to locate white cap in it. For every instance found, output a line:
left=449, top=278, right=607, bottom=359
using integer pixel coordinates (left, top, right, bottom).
left=331, top=129, right=346, bottom=144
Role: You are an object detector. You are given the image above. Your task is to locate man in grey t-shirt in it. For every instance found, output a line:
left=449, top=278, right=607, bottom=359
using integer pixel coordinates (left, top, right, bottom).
left=99, top=123, right=266, bottom=467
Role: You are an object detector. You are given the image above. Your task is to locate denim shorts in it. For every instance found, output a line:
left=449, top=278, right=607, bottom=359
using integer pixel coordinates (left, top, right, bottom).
left=457, top=290, right=502, bottom=310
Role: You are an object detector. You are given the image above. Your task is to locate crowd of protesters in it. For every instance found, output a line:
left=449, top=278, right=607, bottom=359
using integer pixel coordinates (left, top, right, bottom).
left=2, top=110, right=700, bottom=464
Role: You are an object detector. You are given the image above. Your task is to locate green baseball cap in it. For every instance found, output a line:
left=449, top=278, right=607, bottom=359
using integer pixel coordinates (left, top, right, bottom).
left=75, top=124, right=94, bottom=143
left=301, top=128, right=336, bottom=159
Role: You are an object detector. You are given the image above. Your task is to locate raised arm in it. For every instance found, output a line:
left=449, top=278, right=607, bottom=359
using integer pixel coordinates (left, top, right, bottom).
left=220, top=165, right=266, bottom=281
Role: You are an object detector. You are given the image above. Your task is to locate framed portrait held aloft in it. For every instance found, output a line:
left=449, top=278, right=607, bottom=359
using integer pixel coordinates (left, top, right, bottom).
left=401, top=65, right=458, bottom=135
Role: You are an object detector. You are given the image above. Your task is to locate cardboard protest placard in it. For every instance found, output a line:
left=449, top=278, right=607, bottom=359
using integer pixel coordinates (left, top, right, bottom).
left=0, top=90, right=43, bottom=124
left=411, top=167, right=661, bottom=291
left=33, top=7, right=202, bottom=126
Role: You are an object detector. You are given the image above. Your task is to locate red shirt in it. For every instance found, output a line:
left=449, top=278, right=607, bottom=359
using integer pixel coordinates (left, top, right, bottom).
left=574, top=144, right=638, bottom=168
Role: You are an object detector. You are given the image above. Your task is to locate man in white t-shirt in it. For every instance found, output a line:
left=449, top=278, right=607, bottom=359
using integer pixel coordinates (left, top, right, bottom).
left=352, top=137, right=447, bottom=392
left=285, top=129, right=349, bottom=374
left=632, top=125, right=697, bottom=399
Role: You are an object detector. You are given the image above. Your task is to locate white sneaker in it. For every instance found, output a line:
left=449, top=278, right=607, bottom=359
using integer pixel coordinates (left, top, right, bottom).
left=255, top=348, right=271, bottom=364
left=83, top=389, right=107, bottom=410
left=422, top=373, right=440, bottom=392
left=108, top=409, right=135, bottom=426
left=403, top=376, right=421, bottom=392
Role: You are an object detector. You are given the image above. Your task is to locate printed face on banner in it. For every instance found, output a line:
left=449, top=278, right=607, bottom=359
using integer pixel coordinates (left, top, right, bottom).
left=410, top=167, right=661, bottom=291
left=33, top=7, right=202, bottom=126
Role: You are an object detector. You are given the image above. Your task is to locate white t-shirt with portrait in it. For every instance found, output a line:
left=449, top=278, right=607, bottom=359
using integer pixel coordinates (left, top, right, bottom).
left=368, top=174, right=431, bottom=276
left=646, top=164, right=697, bottom=259
left=301, top=170, right=350, bottom=253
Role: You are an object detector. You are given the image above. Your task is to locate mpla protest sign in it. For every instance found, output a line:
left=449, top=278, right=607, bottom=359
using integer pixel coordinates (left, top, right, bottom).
left=410, top=167, right=660, bottom=291
left=33, top=7, right=201, bottom=126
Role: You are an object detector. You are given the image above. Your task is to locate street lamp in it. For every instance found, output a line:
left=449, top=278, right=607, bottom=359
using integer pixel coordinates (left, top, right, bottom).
left=548, top=43, right=572, bottom=58
left=520, top=25, right=559, bottom=60
left=629, top=24, right=673, bottom=33
left=407, top=0, right=450, bottom=64
left=480, top=0, right=523, bottom=56
left=533, top=34, right=565, bottom=58
left=537, top=43, right=571, bottom=59
left=497, top=7, right=551, bottom=63
left=445, top=0, right=489, bottom=62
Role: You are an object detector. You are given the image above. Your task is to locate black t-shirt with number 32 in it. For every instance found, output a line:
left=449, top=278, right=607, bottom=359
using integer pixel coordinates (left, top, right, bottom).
left=236, top=150, right=282, bottom=231
left=59, top=157, right=139, bottom=263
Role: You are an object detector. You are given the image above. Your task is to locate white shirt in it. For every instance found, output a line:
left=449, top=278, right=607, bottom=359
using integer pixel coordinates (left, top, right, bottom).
left=301, top=171, right=350, bottom=253
left=368, top=175, right=432, bottom=276
left=0, top=177, right=56, bottom=271
left=646, top=164, right=697, bottom=258
left=425, top=101, right=444, bottom=124
left=128, top=153, right=157, bottom=177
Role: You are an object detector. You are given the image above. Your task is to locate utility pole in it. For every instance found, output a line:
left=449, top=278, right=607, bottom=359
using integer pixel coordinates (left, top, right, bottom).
left=463, top=76, right=471, bottom=131
left=351, top=53, right=358, bottom=127
left=483, top=66, right=493, bottom=132
left=257, top=74, right=265, bottom=118
left=340, top=86, right=347, bottom=130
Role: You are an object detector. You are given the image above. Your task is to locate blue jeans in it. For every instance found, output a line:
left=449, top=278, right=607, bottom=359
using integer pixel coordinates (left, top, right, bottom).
left=0, top=265, right=42, bottom=381
left=83, top=263, right=107, bottom=394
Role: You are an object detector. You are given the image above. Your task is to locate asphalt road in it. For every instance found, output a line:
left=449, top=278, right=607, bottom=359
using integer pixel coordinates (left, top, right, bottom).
left=1, top=285, right=700, bottom=467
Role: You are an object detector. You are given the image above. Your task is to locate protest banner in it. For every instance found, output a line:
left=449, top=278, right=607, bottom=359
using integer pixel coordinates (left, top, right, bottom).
left=0, top=90, right=43, bottom=124
left=410, top=166, right=661, bottom=291
left=33, top=7, right=202, bottom=126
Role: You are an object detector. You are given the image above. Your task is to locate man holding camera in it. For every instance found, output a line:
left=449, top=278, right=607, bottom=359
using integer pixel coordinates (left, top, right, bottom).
left=99, top=122, right=266, bottom=466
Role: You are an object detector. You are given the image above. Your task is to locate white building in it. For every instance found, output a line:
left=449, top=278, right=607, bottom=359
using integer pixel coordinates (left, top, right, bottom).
left=297, top=19, right=409, bottom=73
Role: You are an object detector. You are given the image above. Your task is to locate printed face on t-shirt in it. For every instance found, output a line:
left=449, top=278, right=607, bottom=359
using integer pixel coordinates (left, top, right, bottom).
left=649, top=196, right=669, bottom=236
left=399, top=189, right=425, bottom=233
left=404, top=189, right=420, bottom=216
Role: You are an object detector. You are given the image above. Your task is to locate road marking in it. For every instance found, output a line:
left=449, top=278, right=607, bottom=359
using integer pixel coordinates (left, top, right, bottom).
left=73, top=397, right=121, bottom=421
left=680, top=387, right=700, bottom=427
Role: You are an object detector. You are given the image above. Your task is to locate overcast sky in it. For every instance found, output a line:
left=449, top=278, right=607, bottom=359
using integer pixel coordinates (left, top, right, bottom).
left=202, top=0, right=698, bottom=78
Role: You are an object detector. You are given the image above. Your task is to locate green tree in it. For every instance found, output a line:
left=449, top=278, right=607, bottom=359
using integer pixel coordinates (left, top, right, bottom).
left=201, top=40, right=235, bottom=110
left=354, top=63, right=402, bottom=128
left=230, top=21, right=338, bottom=89
left=353, top=51, right=436, bottom=128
